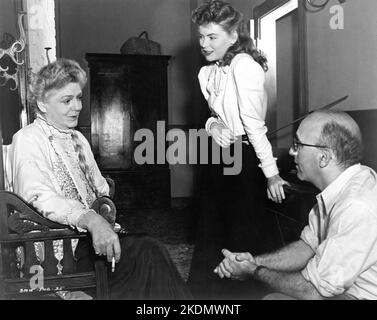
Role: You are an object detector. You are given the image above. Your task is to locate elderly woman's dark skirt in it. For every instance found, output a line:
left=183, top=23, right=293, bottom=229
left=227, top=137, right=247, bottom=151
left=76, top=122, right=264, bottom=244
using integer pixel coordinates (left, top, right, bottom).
left=188, top=140, right=277, bottom=299
left=76, top=234, right=192, bottom=299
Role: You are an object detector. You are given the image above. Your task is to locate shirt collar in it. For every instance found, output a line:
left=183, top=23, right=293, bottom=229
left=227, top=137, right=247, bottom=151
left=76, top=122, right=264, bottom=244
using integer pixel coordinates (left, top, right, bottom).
left=318, top=164, right=362, bottom=215
left=214, top=61, right=229, bottom=74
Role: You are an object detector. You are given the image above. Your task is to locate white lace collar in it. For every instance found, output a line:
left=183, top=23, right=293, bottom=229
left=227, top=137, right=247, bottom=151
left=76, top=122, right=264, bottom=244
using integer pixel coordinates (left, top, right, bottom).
left=35, top=114, right=74, bottom=140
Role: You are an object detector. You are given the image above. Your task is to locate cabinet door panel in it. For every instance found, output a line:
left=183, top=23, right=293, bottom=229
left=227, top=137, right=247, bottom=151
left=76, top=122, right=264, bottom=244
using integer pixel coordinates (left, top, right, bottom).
left=130, top=60, right=169, bottom=168
left=91, top=65, right=132, bottom=170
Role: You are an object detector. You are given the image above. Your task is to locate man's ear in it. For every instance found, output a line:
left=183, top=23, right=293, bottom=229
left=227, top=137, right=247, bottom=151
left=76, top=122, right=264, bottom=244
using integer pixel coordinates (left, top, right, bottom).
left=319, top=149, right=333, bottom=168
left=36, top=100, right=47, bottom=113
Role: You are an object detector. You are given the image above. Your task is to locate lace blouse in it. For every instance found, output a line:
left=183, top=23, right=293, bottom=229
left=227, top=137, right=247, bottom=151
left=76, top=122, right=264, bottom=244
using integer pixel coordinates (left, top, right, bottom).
left=10, top=117, right=109, bottom=230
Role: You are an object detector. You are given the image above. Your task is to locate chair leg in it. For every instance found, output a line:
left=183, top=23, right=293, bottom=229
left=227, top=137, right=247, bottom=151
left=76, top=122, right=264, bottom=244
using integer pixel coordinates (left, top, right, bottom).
left=94, top=258, right=109, bottom=300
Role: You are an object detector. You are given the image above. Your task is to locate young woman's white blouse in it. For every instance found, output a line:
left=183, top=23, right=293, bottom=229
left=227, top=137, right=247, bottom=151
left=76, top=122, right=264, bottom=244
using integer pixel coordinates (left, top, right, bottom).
left=198, top=53, right=279, bottom=178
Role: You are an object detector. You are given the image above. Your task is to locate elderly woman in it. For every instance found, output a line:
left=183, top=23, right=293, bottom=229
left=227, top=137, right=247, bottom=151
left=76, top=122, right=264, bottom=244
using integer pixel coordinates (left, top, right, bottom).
left=10, top=58, right=191, bottom=300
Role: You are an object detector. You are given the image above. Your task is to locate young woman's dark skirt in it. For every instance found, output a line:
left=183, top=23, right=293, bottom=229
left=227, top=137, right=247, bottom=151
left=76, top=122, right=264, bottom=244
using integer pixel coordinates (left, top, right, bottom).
left=188, top=139, right=278, bottom=299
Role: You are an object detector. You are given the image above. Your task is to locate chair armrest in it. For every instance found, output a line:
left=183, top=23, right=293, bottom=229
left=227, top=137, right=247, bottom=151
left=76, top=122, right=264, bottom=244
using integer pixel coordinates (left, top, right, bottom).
left=90, top=195, right=127, bottom=236
left=0, top=190, right=86, bottom=243
left=90, top=196, right=117, bottom=226
left=1, top=191, right=69, bottom=231
left=0, top=191, right=120, bottom=243
left=105, top=177, right=115, bottom=199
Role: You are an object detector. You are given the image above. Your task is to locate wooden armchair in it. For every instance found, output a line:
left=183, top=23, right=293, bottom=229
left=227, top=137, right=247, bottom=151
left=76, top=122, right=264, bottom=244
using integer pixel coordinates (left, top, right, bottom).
left=0, top=141, right=117, bottom=299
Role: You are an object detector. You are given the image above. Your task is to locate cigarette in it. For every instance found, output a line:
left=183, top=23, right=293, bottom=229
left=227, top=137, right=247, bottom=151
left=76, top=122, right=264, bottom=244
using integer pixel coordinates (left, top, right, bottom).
left=112, top=257, right=115, bottom=272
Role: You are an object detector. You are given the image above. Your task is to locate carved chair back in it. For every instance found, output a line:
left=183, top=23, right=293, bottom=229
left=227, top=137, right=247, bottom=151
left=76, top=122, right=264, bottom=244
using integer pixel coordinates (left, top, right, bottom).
left=0, top=144, right=114, bottom=299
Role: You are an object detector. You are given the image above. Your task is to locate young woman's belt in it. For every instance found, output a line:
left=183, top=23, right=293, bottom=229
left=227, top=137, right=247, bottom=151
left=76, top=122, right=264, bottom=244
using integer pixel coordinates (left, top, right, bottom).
left=230, top=135, right=249, bottom=145
left=239, top=135, right=250, bottom=145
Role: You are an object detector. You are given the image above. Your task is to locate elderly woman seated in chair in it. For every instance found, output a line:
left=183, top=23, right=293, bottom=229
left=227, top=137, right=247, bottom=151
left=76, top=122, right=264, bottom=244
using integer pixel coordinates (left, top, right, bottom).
left=9, top=58, right=191, bottom=300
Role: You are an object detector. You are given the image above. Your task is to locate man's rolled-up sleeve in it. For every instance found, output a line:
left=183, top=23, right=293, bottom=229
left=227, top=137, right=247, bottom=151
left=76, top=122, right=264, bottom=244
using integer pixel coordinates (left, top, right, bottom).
left=300, top=206, right=320, bottom=252
left=301, top=204, right=377, bottom=297
left=300, top=226, right=319, bottom=252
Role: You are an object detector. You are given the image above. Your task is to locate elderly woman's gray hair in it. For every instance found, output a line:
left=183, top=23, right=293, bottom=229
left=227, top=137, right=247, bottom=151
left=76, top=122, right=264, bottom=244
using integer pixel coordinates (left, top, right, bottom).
left=28, top=58, right=87, bottom=111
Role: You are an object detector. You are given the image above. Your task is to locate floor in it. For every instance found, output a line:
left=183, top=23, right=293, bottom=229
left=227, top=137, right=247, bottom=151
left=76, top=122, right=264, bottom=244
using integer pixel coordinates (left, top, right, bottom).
left=118, top=204, right=197, bottom=282
left=118, top=203, right=279, bottom=300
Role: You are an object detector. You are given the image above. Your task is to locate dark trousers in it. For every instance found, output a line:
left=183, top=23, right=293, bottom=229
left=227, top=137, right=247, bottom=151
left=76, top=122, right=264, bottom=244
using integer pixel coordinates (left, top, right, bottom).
left=188, top=142, right=276, bottom=299
left=75, top=233, right=192, bottom=300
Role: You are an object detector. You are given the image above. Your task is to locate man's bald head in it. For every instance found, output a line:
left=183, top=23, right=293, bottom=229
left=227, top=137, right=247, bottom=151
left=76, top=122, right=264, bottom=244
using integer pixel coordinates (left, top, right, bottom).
left=302, top=110, right=363, bottom=169
left=303, top=111, right=361, bottom=137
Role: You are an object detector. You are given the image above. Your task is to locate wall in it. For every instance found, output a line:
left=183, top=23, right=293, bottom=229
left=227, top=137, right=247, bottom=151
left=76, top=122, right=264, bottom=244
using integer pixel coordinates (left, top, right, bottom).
left=306, top=0, right=377, bottom=111
left=249, top=0, right=377, bottom=113
left=216, top=0, right=264, bottom=21
left=0, top=0, right=23, bottom=145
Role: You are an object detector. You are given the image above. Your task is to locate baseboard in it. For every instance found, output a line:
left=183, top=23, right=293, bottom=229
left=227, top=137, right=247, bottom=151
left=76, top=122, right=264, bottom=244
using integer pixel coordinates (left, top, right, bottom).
left=171, top=197, right=196, bottom=208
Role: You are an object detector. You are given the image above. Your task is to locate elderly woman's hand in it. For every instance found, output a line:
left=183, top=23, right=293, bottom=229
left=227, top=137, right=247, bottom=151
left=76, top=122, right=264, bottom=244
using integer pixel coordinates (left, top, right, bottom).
left=78, top=210, right=121, bottom=263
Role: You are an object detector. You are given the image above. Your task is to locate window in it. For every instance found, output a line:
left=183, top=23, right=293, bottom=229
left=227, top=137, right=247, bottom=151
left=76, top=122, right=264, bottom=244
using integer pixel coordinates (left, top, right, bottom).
left=23, top=0, right=56, bottom=72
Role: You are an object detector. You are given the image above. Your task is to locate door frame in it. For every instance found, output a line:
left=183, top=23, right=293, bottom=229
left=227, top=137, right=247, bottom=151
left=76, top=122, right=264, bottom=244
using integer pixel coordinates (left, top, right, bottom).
left=253, top=0, right=308, bottom=136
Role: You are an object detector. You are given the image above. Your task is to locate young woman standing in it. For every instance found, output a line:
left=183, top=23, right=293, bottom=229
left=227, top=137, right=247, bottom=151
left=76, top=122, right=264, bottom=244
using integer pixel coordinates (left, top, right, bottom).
left=188, top=0, right=287, bottom=299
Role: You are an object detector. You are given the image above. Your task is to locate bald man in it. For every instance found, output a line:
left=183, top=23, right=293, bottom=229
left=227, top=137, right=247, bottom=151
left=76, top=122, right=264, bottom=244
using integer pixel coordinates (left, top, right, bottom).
left=214, top=110, right=377, bottom=300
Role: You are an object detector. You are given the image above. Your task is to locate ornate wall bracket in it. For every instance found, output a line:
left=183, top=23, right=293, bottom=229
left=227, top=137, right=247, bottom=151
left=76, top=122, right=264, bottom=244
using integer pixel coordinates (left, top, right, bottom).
left=304, top=0, right=346, bottom=12
left=0, top=11, right=27, bottom=91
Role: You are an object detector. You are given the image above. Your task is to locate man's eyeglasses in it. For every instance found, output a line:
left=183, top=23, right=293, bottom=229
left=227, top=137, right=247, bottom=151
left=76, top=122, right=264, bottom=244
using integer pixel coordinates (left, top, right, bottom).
left=291, top=137, right=328, bottom=152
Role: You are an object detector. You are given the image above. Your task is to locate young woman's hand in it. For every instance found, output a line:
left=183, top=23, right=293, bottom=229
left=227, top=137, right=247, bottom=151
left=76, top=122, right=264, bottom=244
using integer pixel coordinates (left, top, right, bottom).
left=210, top=122, right=238, bottom=148
left=267, top=174, right=289, bottom=204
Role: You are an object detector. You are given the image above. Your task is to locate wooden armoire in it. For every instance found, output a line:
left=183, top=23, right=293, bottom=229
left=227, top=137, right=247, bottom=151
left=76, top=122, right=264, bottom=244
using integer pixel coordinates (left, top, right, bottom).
left=86, top=53, right=171, bottom=211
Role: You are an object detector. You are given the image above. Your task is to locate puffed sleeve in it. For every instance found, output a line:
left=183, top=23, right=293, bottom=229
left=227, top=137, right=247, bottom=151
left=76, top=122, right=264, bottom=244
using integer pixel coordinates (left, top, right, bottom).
left=75, top=131, right=109, bottom=197
left=11, top=129, right=89, bottom=231
left=231, top=56, right=279, bottom=178
left=198, top=66, right=210, bottom=101
left=301, top=202, right=377, bottom=297
left=198, top=66, right=221, bottom=136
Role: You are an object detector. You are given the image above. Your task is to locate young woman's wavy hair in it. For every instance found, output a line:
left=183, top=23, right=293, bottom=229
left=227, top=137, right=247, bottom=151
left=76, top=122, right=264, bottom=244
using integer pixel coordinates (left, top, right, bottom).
left=192, top=0, right=268, bottom=71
